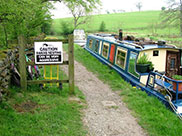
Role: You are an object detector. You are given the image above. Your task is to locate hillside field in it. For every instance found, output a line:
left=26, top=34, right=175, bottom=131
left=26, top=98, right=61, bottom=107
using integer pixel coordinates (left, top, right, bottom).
left=52, top=10, right=182, bottom=46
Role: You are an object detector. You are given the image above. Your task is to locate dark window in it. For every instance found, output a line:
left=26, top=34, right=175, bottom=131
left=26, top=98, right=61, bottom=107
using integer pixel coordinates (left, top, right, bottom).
left=94, top=40, right=99, bottom=53
left=170, top=58, right=175, bottom=69
left=153, top=50, right=159, bottom=56
left=89, top=40, right=93, bottom=49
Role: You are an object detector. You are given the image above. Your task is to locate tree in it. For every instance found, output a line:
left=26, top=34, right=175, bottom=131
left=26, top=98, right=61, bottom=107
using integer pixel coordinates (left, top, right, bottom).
left=0, top=0, right=53, bottom=47
left=136, top=2, right=142, bottom=11
left=99, top=21, right=106, bottom=32
left=60, top=21, right=73, bottom=36
left=64, top=0, right=100, bottom=29
left=161, top=0, right=182, bottom=36
left=161, top=6, right=166, bottom=11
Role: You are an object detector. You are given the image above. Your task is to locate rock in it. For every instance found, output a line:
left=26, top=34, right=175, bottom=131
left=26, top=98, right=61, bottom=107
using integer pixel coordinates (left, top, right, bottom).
left=69, top=97, right=81, bottom=103
left=0, top=92, right=2, bottom=102
left=1, top=69, right=8, bottom=77
left=0, top=61, right=4, bottom=67
left=101, top=101, right=117, bottom=108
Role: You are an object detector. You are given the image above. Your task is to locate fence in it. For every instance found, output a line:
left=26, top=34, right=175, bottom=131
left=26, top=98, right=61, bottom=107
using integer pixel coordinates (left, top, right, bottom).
left=18, top=35, right=74, bottom=94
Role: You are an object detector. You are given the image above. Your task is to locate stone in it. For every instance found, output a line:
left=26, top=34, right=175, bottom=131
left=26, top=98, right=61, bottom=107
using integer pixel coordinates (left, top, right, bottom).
left=1, top=69, right=8, bottom=77
left=101, top=101, right=117, bottom=107
left=69, top=97, right=81, bottom=103
left=0, top=92, right=2, bottom=102
left=0, top=61, right=4, bottom=67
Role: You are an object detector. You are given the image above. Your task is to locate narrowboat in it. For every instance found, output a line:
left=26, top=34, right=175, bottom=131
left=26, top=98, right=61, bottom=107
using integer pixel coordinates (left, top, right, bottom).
left=85, top=33, right=182, bottom=119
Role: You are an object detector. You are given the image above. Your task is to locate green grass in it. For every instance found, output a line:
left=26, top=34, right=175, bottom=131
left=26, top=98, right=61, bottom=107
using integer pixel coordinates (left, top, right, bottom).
left=52, top=10, right=181, bottom=35
left=53, top=11, right=162, bottom=34
left=65, top=44, right=182, bottom=136
left=0, top=67, right=87, bottom=136
left=52, top=10, right=182, bottom=47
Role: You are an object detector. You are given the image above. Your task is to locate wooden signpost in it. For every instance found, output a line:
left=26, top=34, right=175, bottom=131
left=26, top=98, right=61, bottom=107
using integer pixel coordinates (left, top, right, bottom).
left=18, top=35, right=74, bottom=94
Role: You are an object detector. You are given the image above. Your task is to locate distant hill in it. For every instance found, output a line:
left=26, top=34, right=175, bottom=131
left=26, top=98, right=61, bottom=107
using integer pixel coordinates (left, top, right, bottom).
left=51, top=10, right=180, bottom=38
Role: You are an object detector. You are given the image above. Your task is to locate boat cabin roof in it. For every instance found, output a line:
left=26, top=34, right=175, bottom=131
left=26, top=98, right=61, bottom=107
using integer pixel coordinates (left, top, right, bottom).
left=88, top=33, right=177, bottom=51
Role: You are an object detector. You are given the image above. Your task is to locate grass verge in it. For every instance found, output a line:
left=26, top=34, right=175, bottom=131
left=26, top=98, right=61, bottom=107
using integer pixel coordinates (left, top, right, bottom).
left=66, top=44, right=182, bottom=136
left=0, top=68, right=87, bottom=136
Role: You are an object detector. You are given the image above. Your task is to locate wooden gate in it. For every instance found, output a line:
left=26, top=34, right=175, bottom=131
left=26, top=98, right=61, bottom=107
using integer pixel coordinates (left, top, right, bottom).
left=166, top=51, right=180, bottom=77
left=18, top=35, right=74, bottom=94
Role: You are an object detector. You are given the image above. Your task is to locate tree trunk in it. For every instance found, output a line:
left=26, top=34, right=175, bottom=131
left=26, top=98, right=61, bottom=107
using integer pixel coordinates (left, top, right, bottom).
left=2, top=23, right=8, bottom=47
left=74, top=17, right=77, bottom=29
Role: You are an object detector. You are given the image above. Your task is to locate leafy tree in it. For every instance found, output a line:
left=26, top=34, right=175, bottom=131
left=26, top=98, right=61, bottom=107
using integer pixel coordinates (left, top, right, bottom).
left=99, top=21, right=106, bottom=32
left=161, top=6, right=166, bottom=11
left=161, top=0, right=182, bottom=36
left=60, top=21, right=74, bottom=36
left=63, top=0, right=100, bottom=30
left=106, top=10, right=110, bottom=14
left=136, top=2, right=142, bottom=11
left=0, top=0, right=53, bottom=47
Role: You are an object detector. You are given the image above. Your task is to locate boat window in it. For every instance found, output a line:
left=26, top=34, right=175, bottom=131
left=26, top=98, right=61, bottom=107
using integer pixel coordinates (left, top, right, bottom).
left=128, top=52, right=139, bottom=78
left=94, top=40, right=99, bottom=53
left=170, top=58, right=175, bottom=69
left=89, top=39, right=93, bottom=49
left=115, top=47, right=127, bottom=69
left=102, top=42, right=109, bottom=59
left=153, top=50, right=159, bottom=56
left=149, top=75, right=154, bottom=87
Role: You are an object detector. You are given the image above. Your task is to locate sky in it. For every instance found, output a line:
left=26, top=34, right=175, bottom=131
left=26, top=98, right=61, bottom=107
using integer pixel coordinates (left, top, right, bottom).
left=50, top=0, right=167, bottom=19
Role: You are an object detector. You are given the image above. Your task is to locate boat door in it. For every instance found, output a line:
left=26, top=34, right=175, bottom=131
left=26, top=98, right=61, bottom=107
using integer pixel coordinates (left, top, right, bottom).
left=109, top=44, right=115, bottom=64
left=166, top=51, right=180, bottom=77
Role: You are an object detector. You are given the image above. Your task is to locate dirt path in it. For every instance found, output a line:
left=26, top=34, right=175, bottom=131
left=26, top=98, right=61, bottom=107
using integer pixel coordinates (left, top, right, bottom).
left=61, top=53, right=147, bottom=136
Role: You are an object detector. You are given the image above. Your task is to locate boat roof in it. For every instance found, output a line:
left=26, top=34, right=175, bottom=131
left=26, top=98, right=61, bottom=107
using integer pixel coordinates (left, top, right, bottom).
left=88, top=33, right=178, bottom=51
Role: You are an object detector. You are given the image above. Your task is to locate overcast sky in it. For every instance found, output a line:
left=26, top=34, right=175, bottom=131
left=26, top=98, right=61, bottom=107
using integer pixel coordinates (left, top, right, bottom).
left=50, top=0, right=167, bottom=19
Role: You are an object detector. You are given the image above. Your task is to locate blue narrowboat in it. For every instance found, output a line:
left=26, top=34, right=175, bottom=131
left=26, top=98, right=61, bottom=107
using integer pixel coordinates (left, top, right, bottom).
left=85, top=33, right=182, bottom=118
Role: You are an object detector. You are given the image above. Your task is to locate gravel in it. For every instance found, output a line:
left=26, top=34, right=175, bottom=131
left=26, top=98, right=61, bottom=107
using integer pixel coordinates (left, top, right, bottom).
left=61, top=52, right=147, bottom=136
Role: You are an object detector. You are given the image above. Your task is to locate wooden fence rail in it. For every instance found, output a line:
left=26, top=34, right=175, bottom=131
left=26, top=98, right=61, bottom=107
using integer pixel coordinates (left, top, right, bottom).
left=18, top=35, right=74, bottom=94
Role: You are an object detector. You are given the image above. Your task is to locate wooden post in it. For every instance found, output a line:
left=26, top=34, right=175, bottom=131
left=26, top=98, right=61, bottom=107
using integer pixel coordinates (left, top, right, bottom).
left=18, top=35, right=27, bottom=91
left=68, top=35, right=74, bottom=94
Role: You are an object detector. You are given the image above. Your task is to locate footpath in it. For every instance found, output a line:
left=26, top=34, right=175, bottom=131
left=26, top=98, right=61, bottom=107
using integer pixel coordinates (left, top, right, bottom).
left=61, top=52, right=147, bottom=136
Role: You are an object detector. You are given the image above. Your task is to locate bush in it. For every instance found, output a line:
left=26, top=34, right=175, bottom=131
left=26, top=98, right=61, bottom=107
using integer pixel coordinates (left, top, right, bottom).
left=60, top=21, right=74, bottom=36
left=99, top=21, right=106, bottom=32
left=172, top=75, right=182, bottom=80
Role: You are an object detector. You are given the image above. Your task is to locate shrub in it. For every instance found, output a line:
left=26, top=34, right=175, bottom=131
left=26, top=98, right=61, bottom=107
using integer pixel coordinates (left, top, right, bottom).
left=172, top=75, right=182, bottom=80
left=99, top=21, right=106, bottom=32
left=60, top=21, right=74, bottom=36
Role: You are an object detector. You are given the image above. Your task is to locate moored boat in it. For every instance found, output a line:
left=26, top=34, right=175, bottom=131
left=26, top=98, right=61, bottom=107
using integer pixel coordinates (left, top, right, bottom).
left=85, top=33, right=182, bottom=119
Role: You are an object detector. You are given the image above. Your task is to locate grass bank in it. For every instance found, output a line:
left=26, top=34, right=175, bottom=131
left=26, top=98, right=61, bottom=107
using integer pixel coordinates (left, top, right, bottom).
left=0, top=70, right=87, bottom=136
left=68, top=44, right=182, bottom=136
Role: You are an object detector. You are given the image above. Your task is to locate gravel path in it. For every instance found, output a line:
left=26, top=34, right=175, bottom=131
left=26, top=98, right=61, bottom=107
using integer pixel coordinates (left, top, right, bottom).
left=61, top=52, right=147, bottom=136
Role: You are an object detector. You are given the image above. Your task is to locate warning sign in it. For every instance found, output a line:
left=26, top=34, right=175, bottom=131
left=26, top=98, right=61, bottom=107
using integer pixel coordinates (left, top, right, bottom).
left=34, top=41, right=63, bottom=64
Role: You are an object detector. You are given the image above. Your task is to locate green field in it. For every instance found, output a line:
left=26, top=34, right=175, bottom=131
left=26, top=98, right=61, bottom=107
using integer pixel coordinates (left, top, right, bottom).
left=52, top=10, right=182, bottom=46
left=52, top=11, right=161, bottom=33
